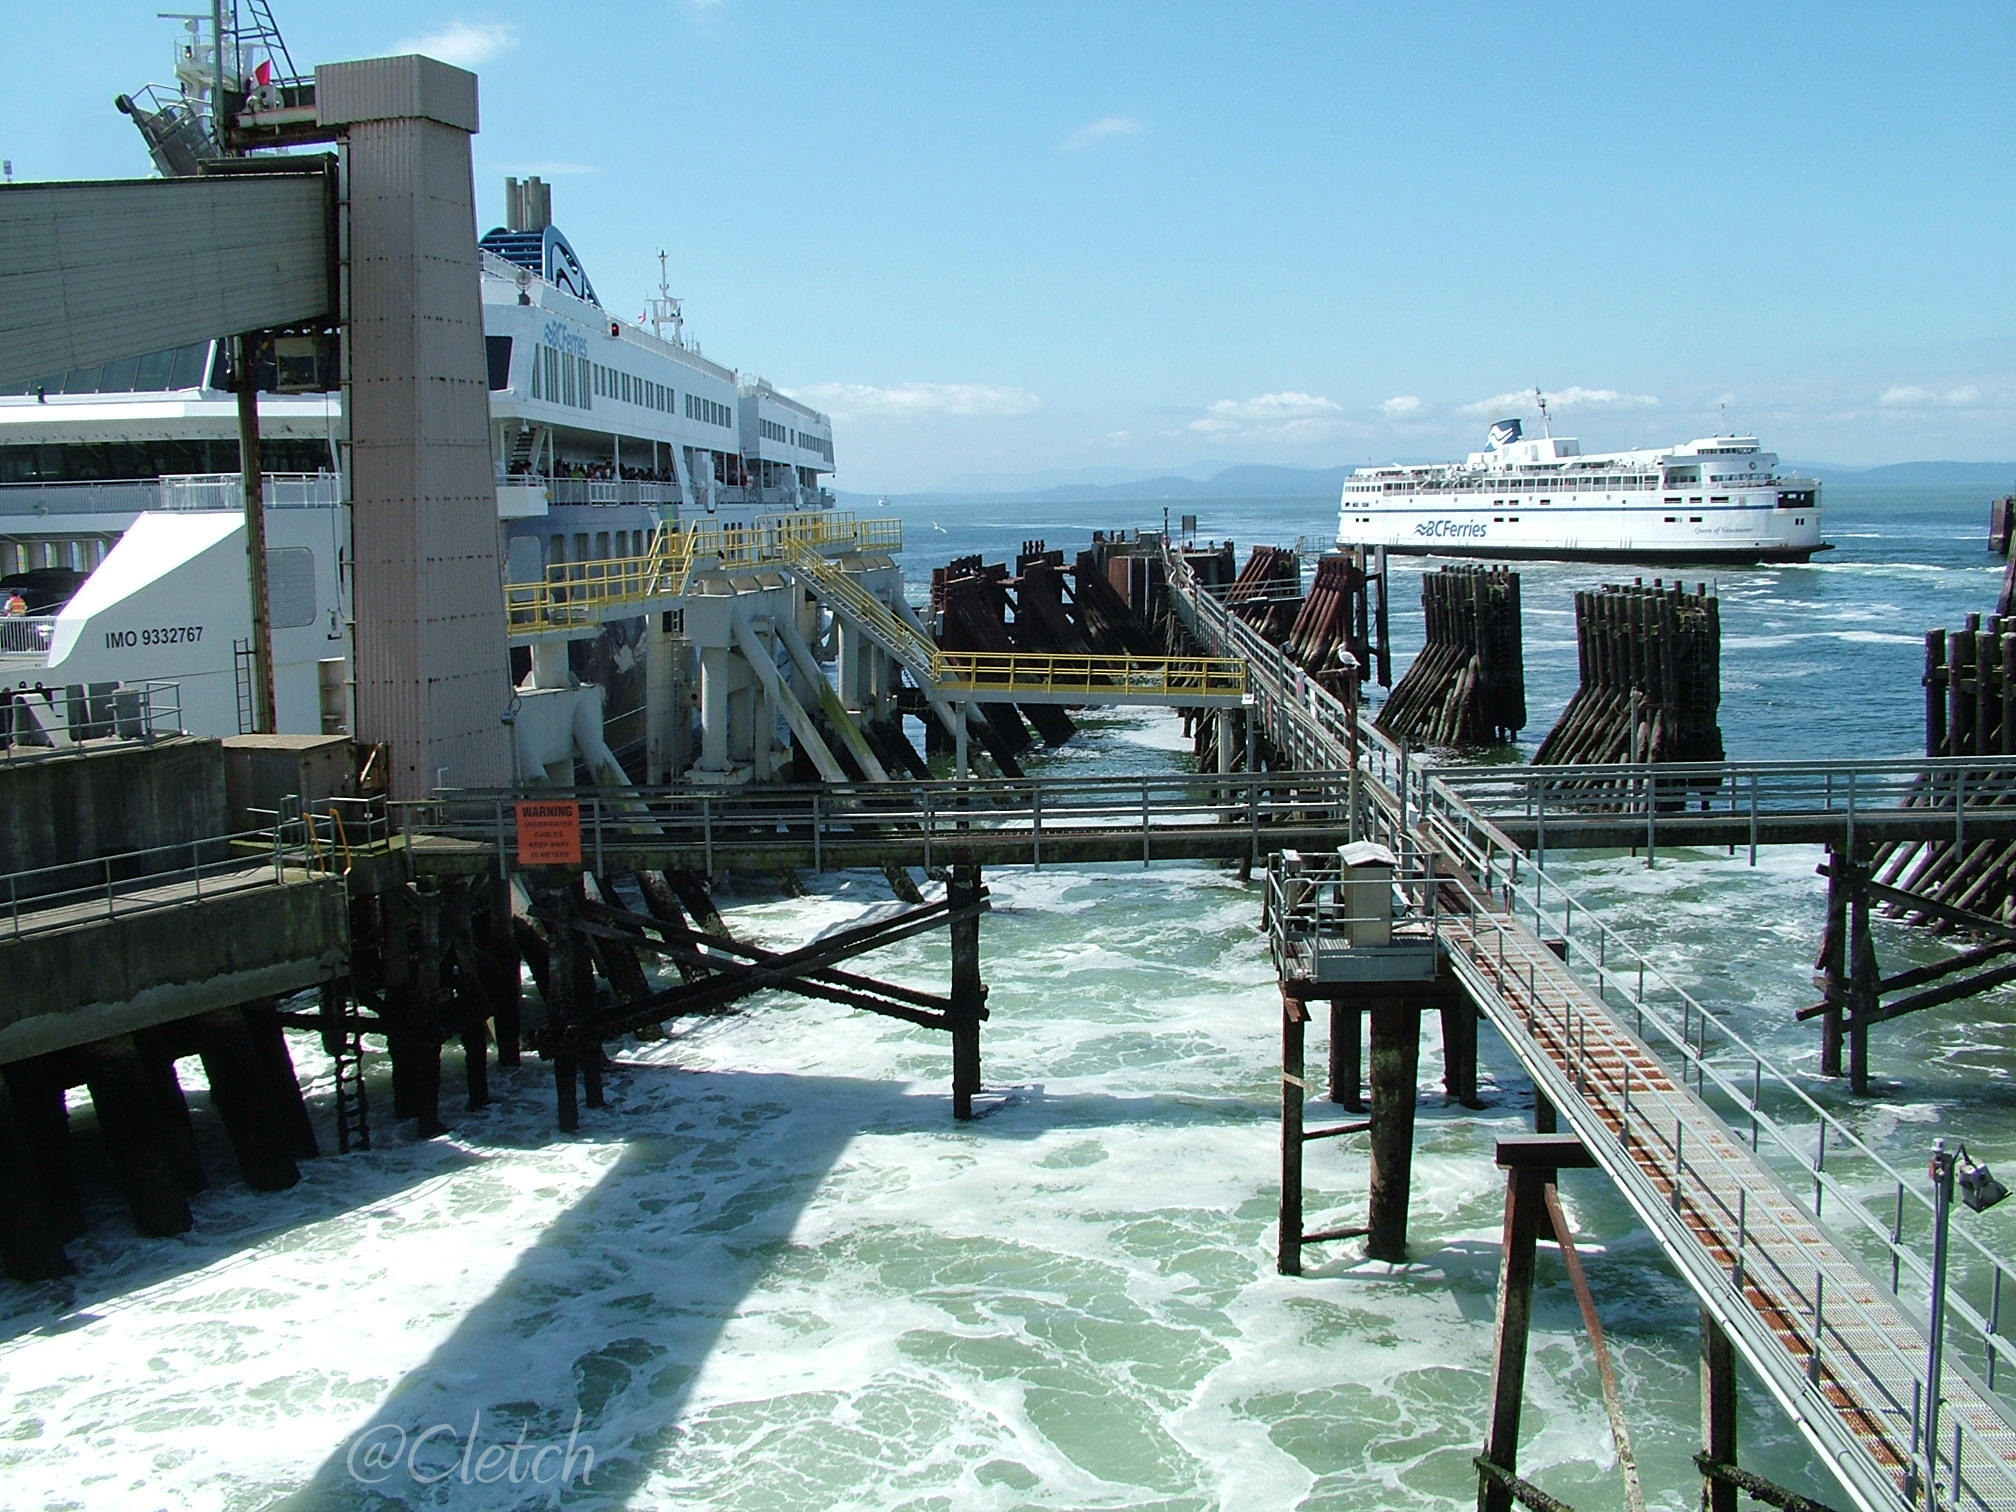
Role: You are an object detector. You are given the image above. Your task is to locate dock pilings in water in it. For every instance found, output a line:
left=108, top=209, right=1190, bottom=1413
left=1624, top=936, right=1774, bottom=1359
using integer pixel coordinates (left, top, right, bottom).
left=1533, top=579, right=1723, bottom=768
left=1275, top=974, right=1476, bottom=1276
left=1376, top=564, right=1525, bottom=749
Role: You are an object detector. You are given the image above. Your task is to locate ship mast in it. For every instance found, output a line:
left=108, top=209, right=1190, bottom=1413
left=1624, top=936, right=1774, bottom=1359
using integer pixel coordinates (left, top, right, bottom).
left=1534, top=384, right=1553, bottom=439
left=648, top=250, right=686, bottom=347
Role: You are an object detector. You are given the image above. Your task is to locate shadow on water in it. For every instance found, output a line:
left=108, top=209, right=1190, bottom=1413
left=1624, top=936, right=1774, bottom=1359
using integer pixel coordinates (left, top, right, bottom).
left=0, top=1065, right=506, bottom=1348
left=260, top=1059, right=1247, bottom=1509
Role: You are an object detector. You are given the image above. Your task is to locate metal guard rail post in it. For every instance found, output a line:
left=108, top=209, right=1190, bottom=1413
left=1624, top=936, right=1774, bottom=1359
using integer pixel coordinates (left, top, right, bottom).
left=1420, top=773, right=2016, bottom=1443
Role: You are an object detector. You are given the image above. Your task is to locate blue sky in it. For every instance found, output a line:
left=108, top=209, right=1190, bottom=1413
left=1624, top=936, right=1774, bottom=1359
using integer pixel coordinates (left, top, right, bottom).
left=6, top=2, right=2016, bottom=490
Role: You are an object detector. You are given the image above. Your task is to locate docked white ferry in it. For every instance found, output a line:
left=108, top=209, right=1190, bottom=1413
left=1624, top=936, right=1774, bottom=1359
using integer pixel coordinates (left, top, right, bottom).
left=0, top=173, right=836, bottom=751
left=1338, top=416, right=1826, bottom=564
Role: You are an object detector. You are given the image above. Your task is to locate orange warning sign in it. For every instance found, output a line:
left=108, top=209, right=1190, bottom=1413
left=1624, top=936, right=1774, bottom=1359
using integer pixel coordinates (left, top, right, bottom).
left=516, top=800, right=583, bottom=867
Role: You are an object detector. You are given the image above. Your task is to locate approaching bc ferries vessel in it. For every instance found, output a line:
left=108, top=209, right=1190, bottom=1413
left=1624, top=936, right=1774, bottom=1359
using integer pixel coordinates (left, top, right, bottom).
left=1339, top=411, right=1826, bottom=564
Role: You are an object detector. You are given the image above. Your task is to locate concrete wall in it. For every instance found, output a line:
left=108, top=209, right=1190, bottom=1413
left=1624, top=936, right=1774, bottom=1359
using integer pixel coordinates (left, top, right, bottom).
left=324, top=56, right=514, bottom=797
left=0, top=876, right=348, bottom=1063
left=0, top=736, right=228, bottom=883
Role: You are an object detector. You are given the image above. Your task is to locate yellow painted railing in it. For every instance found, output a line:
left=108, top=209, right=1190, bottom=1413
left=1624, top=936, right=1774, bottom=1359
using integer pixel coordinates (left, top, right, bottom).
left=786, top=547, right=1247, bottom=702
left=936, top=651, right=1248, bottom=700
left=505, top=512, right=903, bottom=634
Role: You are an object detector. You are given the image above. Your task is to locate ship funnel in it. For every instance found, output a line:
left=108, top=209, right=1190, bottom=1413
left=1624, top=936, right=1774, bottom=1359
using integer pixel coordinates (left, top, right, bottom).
left=1487, top=418, right=1522, bottom=450
left=506, top=175, right=552, bottom=232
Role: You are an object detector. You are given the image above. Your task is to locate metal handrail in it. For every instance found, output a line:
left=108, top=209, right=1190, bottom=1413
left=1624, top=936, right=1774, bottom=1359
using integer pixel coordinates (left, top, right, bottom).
left=505, top=511, right=907, bottom=634
left=394, top=771, right=1357, bottom=873
left=1163, top=544, right=2016, bottom=1504
left=1418, top=774, right=2016, bottom=1427
left=0, top=813, right=341, bottom=941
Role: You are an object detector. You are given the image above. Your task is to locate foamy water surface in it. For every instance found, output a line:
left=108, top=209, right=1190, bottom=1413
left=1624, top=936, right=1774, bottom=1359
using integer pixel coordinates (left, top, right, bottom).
left=1, top=483, right=2008, bottom=1509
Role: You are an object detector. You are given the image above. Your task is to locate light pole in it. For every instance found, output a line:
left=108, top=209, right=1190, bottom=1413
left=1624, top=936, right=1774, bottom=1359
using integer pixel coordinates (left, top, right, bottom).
left=1920, top=1138, right=2008, bottom=1506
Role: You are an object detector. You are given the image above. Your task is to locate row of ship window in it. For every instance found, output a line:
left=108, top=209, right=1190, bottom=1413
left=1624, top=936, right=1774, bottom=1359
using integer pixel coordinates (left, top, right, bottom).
left=520, top=340, right=736, bottom=430
left=1364, top=475, right=1677, bottom=493
left=510, top=340, right=833, bottom=458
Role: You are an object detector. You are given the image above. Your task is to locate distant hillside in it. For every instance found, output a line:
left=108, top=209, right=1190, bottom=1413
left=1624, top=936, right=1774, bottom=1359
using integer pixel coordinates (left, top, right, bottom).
left=840, top=457, right=2016, bottom=506
left=1832, top=461, right=2016, bottom=487
left=840, top=463, right=1357, bottom=508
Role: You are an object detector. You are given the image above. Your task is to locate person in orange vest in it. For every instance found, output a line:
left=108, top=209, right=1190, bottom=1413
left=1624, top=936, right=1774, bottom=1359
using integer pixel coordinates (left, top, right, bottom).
left=3, top=590, right=27, bottom=616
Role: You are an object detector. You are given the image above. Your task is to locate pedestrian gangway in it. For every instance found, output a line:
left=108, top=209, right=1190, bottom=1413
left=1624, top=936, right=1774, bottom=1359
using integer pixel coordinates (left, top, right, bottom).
left=783, top=544, right=1248, bottom=708
left=392, top=770, right=1358, bottom=878
left=1430, top=757, right=2016, bottom=861
left=1163, top=539, right=2016, bottom=1510
left=503, top=511, right=905, bottom=640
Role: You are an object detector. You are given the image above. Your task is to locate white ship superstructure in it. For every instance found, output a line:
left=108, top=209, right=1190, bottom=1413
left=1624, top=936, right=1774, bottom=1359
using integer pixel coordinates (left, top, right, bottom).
left=1339, top=416, right=1825, bottom=564
left=0, top=168, right=837, bottom=754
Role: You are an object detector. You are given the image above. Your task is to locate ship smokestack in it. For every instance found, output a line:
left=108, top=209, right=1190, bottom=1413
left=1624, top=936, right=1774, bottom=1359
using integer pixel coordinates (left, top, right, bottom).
left=505, top=175, right=551, bottom=232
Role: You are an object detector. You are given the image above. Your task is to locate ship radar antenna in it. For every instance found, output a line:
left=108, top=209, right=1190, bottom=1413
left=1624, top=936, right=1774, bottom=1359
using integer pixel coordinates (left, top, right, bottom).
left=648, top=249, right=686, bottom=347
left=1534, top=384, right=1553, bottom=438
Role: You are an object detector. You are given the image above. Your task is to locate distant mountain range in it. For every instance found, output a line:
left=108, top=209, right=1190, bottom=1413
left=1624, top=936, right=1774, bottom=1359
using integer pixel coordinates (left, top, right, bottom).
left=838, top=457, right=2016, bottom=507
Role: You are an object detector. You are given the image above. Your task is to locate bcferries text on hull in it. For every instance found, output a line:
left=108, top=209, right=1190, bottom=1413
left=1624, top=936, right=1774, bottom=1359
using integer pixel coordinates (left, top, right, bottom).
left=1338, top=417, right=1826, bottom=565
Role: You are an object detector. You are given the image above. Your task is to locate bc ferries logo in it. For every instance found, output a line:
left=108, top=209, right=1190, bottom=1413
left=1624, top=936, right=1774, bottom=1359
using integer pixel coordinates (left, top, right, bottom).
left=1486, top=418, right=1522, bottom=450
left=1415, top=520, right=1488, bottom=540
left=541, top=321, right=590, bottom=359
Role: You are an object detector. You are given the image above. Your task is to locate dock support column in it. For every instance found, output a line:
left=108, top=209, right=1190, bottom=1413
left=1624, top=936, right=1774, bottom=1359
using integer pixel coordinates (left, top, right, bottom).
left=81, top=1035, right=196, bottom=1235
left=482, top=873, right=522, bottom=1067
left=194, top=1008, right=303, bottom=1191
left=949, top=863, right=986, bottom=1119
left=1328, top=1002, right=1362, bottom=1112
left=1279, top=992, right=1307, bottom=1276
left=542, top=880, right=581, bottom=1132
left=645, top=611, right=679, bottom=784
left=1846, top=850, right=1876, bottom=1095
left=1700, top=1307, right=1739, bottom=1512
left=0, top=1070, right=72, bottom=1279
left=697, top=644, right=731, bottom=774
left=1817, top=844, right=1847, bottom=1079
left=1, top=1059, right=84, bottom=1241
left=1441, top=1000, right=1481, bottom=1108
left=954, top=703, right=970, bottom=781
left=1480, top=1163, right=1546, bottom=1512
left=1366, top=1002, right=1420, bottom=1263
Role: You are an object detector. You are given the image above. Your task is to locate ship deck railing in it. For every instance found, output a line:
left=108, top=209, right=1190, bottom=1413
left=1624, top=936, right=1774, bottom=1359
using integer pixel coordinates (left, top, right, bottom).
left=503, top=511, right=904, bottom=636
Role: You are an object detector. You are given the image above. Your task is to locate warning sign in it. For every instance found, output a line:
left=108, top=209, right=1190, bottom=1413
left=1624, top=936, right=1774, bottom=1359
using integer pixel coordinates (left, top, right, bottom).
left=516, top=801, right=582, bottom=867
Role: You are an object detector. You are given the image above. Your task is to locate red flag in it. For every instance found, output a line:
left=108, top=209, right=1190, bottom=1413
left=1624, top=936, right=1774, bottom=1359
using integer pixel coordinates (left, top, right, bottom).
left=254, top=58, right=273, bottom=88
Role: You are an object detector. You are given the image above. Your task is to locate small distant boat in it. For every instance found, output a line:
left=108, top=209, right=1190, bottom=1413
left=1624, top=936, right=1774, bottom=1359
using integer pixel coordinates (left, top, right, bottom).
left=1339, top=397, right=1826, bottom=565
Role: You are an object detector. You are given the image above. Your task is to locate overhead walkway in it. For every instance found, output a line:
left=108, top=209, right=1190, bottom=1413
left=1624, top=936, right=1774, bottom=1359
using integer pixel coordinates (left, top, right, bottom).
left=1432, top=758, right=2016, bottom=858
left=1163, top=540, right=2016, bottom=1511
left=501, top=515, right=1248, bottom=708
left=391, top=770, right=1354, bottom=878
left=783, top=544, right=1248, bottom=707
left=503, top=511, right=905, bottom=640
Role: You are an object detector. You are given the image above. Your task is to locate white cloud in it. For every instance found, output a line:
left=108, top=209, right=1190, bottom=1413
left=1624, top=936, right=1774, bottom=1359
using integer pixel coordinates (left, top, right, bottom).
left=1460, top=386, right=1659, bottom=416
left=391, top=20, right=519, bottom=68
left=786, top=382, right=1042, bottom=422
left=1189, top=391, right=1349, bottom=443
left=1378, top=395, right=1426, bottom=419
left=1060, top=115, right=1143, bottom=153
left=1879, top=385, right=1983, bottom=408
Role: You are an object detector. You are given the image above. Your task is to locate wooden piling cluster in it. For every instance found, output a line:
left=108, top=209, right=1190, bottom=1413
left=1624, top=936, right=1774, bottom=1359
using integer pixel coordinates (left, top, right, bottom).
left=929, top=540, right=1163, bottom=769
left=0, top=1003, right=319, bottom=1280
left=1224, top=545, right=1302, bottom=643
left=1285, top=552, right=1386, bottom=687
left=1870, top=619, right=2016, bottom=931
left=1534, top=580, right=1724, bottom=767
left=1375, top=565, right=1526, bottom=748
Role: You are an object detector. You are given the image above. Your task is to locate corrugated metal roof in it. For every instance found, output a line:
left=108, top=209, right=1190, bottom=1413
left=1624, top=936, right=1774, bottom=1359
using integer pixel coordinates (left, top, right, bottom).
left=0, top=172, right=330, bottom=392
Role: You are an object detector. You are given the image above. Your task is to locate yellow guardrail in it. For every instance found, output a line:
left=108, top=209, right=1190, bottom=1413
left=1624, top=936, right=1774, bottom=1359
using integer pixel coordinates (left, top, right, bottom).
left=505, top=512, right=904, bottom=634
left=936, top=651, right=1248, bottom=700
left=785, top=547, right=1247, bottom=703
